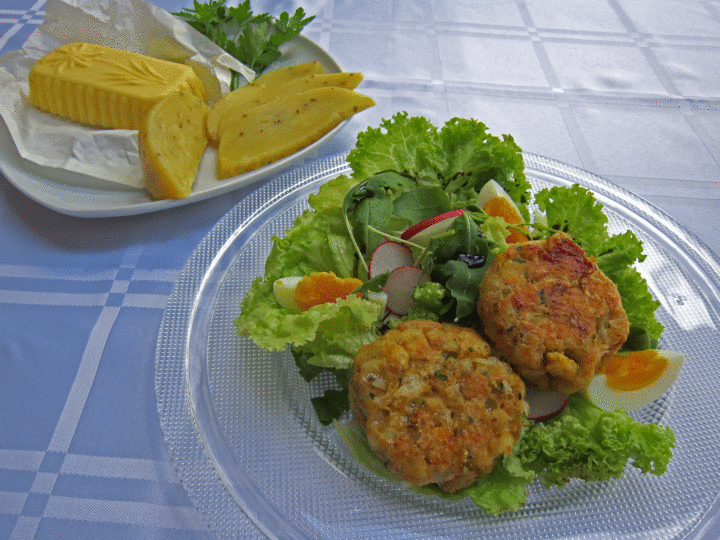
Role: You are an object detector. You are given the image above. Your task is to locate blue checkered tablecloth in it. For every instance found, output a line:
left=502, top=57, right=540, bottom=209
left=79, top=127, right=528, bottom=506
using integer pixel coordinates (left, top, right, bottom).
left=1, top=0, right=719, bottom=539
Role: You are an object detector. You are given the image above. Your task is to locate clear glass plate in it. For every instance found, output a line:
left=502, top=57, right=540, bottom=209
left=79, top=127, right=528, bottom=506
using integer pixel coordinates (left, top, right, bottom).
left=156, top=153, right=720, bottom=540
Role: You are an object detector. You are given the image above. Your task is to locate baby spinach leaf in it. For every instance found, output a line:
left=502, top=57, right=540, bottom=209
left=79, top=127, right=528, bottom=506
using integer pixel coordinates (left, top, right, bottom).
left=393, top=186, right=451, bottom=225
left=343, top=171, right=417, bottom=259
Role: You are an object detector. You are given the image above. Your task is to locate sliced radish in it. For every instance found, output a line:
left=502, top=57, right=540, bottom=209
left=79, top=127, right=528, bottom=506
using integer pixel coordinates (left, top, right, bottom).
left=368, top=241, right=414, bottom=279
left=401, top=210, right=466, bottom=263
left=525, top=388, right=570, bottom=422
left=401, top=209, right=466, bottom=243
left=381, top=265, right=430, bottom=316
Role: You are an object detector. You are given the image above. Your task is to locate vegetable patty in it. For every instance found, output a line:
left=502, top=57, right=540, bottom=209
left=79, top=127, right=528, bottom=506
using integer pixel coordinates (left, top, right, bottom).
left=349, top=320, right=527, bottom=493
left=477, top=232, right=630, bottom=393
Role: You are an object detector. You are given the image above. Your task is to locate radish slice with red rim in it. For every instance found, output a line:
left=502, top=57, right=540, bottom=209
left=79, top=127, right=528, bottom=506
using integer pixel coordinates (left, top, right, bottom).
left=368, top=241, right=414, bottom=279
left=381, top=265, right=430, bottom=316
left=401, top=210, right=467, bottom=264
left=401, top=209, right=466, bottom=242
left=525, top=388, right=570, bottom=422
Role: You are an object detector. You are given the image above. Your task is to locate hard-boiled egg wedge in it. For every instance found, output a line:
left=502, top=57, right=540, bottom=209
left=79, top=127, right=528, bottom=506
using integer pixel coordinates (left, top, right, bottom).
left=273, top=272, right=363, bottom=312
left=476, top=180, right=528, bottom=243
left=583, top=349, right=684, bottom=412
left=273, top=276, right=303, bottom=312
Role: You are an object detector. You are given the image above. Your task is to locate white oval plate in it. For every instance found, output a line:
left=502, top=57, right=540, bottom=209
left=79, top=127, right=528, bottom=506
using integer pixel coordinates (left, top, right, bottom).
left=0, top=36, right=346, bottom=218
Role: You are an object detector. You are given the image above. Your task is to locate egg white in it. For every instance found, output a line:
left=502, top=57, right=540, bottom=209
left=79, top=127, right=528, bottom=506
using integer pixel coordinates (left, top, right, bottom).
left=582, top=350, right=684, bottom=411
left=273, top=276, right=303, bottom=312
left=477, top=179, right=517, bottom=209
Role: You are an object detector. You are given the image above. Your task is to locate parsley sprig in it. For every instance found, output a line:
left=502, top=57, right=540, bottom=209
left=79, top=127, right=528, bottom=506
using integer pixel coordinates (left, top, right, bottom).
left=173, top=0, right=315, bottom=89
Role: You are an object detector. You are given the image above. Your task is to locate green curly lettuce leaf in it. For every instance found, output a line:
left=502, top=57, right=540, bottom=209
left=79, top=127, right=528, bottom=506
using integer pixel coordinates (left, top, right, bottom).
left=515, top=394, right=675, bottom=489
left=337, top=393, right=674, bottom=514
left=347, top=112, right=530, bottom=208
left=234, top=174, right=380, bottom=367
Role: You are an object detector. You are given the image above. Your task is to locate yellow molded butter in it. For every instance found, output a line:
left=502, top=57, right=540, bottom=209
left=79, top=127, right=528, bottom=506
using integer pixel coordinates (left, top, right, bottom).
left=28, top=42, right=207, bottom=130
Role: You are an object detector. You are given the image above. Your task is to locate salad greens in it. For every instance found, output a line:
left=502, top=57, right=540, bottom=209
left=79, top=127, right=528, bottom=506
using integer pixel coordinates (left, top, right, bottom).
left=235, top=175, right=378, bottom=362
left=424, top=213, right=498, bottom=321
left=173, top=0, right=315, bottom=89
left=234, top=112, right=672, bottom=514
left=336, top=394, right=675, bottom=514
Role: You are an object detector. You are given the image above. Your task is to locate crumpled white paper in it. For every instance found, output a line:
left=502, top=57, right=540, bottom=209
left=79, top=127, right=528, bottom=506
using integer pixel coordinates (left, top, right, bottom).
left=0, top=0, right=254, bottom=190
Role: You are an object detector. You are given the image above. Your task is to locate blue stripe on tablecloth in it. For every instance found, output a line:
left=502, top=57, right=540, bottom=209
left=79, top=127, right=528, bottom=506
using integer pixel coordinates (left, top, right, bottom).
left=0, top=241, right=212, bottom=538
left=0, top=2, right=44, bottom=52
left=46, top=306, right=120, bottom=454
left=42, top=497, right=208, bottom=530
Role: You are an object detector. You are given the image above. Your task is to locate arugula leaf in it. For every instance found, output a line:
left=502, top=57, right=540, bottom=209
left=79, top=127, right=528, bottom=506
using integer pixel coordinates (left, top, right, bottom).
left=424, top=213, right=497, bottom=321
left=174, top=0, right=315, bottom=88
left=293, top=348, right=353, bottom=426
left=342, top=170, right=454, bottom=265
left=343, top=171, right=418, bottom=260
left=392, top=186, right=451, bottom=228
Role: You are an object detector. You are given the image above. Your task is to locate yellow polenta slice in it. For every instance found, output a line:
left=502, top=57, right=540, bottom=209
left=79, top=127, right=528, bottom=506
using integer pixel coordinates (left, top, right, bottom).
left=208, top=72, right=364, bottom=144
left=207, top=61, right=323, bottom=144
left=216, top=86, right=375, bottom=179
left=253, top=61, right=324, bottom=86
left=139, top=91, right=209, bottom=199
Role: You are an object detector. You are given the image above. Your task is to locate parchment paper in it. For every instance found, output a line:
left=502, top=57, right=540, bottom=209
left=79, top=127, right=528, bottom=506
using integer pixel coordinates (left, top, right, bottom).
left=0, top=0, right=253, bottom=190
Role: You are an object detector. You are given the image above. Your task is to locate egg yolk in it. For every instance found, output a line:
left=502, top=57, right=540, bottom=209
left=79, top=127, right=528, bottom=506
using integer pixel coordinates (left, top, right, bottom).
left=600, top=350, right=668, bottom=392
left=294, top=272, right=363, bottom=311
left=482, top=197, right=528, bottom=243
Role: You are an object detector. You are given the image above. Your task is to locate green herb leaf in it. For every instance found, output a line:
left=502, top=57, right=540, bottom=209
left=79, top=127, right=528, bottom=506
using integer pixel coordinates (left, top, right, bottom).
left=312, top=388, right=350, bottom=425
left=342, top=170, right=419, bottom=260
left=173, top=0, right=315, bottom=88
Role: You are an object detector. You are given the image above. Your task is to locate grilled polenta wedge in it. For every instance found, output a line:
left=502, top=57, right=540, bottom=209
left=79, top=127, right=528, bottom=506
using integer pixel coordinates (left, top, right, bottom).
left=216, top=86, right=375, bottom=179
left=139, top=91, right=208, bottom=199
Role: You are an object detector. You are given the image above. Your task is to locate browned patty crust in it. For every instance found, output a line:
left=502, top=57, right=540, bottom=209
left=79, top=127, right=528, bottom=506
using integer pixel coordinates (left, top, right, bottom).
left=349, top=320, right=527, bottom=493
left=477, top=232, right=630, bottom=393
